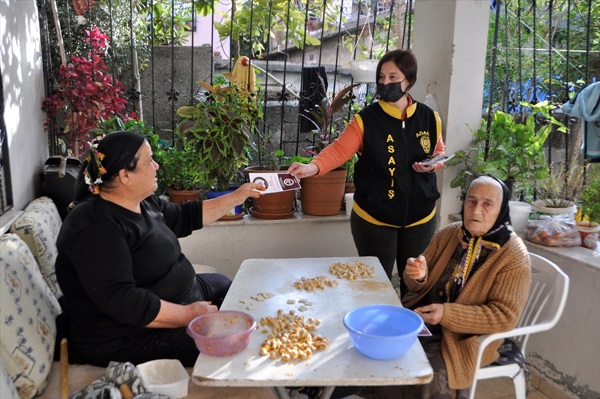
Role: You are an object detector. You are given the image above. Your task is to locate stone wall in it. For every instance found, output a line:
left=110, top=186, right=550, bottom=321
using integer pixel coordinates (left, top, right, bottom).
left=139, top=45, right=213, bottom=138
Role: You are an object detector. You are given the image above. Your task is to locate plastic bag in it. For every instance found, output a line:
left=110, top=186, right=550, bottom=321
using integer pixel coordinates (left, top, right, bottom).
left=524, top=215, right=582, bottom=247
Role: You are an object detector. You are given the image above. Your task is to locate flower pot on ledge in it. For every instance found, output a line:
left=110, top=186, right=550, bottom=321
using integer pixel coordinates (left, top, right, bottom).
left=206, top=188, right=245, bottom=221
left=166, top=188, right=201, bottom=204
left=243, top=166, right=297, bottom=220
left=576, top=221, right=599, bottom=249
left=299, top=168, right=348, bottom=216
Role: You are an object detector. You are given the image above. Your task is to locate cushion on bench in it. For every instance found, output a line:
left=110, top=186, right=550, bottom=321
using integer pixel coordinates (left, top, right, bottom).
left=9, top=197, right=63, bottom=299
left=0, top=234, right=61, bottom=399
left=1, top=360, right=20, bottom=399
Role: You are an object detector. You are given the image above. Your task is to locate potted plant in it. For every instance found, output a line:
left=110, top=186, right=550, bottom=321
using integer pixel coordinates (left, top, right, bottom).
left=446, top=101, right=567, bottom=201
left=42, top=26, right=129, bottom=157
left=531, top=162, right=587, bottom=220
left=243, top=130, right=297, bottom=219
left=98, top=116, right=202, bottom=202
left=577, top=167, right=600, bottom=248
left=158, top=140, right=204, bottom=203
left=296, top=81, right=360, bottom=216
left=177, top=73, right=260, bottom=218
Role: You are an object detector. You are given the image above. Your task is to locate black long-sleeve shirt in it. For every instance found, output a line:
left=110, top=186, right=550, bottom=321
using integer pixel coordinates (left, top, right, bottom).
left=55, top=195, right=203, bottom=342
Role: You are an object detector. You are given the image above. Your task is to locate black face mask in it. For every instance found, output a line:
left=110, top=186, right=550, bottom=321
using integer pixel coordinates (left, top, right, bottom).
left=377, top=80, right=407, bottom=102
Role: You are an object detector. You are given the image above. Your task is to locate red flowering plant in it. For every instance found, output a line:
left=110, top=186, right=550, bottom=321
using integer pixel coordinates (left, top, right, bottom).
left=42, top=26, right=130, bottom=156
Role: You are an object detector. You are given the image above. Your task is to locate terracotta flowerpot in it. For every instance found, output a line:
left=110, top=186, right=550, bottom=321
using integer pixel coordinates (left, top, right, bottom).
left=166, top=188, right=201, bottom=203
left=243, top=166, right=297, bottom=219
left=300, top=168, right=348, bottom=216
left=249, top=190, right=296, bottom=219
left=576, top=221, right=600, bottom=249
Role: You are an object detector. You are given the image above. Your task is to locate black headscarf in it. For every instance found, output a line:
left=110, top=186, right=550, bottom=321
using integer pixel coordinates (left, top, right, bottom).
left=446, top=175, right=513, bottom=301
left=73, top=131, right=146, bottom=204
left=460, top=174, right=512, bottom=237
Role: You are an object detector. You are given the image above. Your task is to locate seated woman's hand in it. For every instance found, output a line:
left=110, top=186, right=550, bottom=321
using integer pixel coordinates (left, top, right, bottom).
left=405, top=255, right=427, bottom=280
left=186, top=301, right=218, bottom=321
left=238, top=182, right=266, bottom=199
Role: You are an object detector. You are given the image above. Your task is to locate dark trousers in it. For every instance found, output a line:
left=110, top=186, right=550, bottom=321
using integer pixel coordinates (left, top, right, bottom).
left=350, top=211, right=438, bottom=295
left=64, top=273, right=232, bottom=367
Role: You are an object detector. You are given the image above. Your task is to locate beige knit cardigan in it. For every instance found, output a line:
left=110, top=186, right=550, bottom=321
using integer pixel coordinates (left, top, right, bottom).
left=402, top=222, right=531, bottom=390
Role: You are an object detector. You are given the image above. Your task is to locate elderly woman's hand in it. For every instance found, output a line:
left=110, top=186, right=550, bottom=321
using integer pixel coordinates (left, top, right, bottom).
left=414, top=304, right=443, bottom=325
left=405, top=255, right=427, bottom=280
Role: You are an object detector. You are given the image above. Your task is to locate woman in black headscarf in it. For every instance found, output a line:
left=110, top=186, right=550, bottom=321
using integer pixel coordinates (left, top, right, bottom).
left=55, top=131, right=265, bottom=367
left=395, top=175, right=531, bottom=398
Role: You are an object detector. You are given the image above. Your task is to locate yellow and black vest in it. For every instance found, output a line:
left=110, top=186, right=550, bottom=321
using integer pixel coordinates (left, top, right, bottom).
left=353, top=101, right=440, bottom=227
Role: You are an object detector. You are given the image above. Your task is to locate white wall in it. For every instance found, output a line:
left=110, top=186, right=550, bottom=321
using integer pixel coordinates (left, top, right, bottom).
left=524, top=242, right=600, bottom=397
left=0, top=0, right=48, bottom=210
left=411, top=0, right=491, bottom=226
left=179, top=215, right=357, bottom=279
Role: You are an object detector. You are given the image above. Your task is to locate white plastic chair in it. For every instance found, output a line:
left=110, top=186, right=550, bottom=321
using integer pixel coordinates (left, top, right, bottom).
left=468, top=253, right=569, bottom=399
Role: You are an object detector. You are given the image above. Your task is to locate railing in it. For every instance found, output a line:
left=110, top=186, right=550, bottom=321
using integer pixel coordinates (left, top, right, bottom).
left=0, top=0, right=587, bottom=215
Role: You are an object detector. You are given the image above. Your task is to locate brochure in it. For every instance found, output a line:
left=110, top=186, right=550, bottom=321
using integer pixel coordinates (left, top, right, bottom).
left=418, top=325, right=433, bottom=337
left=248, top=172, right=301, bottom=194
left=421, top=153, right=455, bottom=166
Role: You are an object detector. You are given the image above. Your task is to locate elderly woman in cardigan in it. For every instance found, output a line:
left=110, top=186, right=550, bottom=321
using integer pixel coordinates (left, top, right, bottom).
left=399, top=175, right=531, bottom=399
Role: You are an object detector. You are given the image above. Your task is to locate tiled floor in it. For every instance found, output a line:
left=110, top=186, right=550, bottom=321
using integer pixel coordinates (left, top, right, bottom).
left=354, top=376, right=558, bottom=399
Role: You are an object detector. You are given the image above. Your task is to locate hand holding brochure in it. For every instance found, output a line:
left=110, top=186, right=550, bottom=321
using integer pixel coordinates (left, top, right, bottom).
left=248, top=172, right=301, bottom=194
left=421, top=153, right=454, bottom=166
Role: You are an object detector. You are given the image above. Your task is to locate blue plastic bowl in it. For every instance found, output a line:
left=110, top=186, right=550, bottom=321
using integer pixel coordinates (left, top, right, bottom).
left=343, top=304, right=424, bottom=360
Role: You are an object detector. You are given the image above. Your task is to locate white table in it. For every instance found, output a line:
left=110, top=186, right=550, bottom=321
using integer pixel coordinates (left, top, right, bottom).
left=191, top=257, right=433, bottom=399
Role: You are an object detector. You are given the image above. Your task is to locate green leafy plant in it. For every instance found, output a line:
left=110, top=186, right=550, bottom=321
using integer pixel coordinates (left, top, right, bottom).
left=42, top=26, right=130, bottom=156
left=157, top=137, right=204, bottom=191
left=97, top=116, right=201, bottom=193
left=248, top=127, right=286, bottom=171
left=176, top=73, right=261, bottom=191
left=215, top=0, right=341, bottom=58
left=534, top=162, right=587, bottom=208
left=301, top=80, right=360, bottom=156
left=579, top=168, right=600, bottom=224
left=144, top=0, right=192, bottom=46
left=446, top=100, right=567, bottom=200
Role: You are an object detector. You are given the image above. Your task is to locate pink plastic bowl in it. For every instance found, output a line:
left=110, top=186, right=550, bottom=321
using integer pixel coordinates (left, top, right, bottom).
left=187, top=311, right=257, bottom=357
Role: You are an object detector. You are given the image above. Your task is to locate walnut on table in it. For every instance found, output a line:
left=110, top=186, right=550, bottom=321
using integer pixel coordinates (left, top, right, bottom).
left=259, top=309, right=328, bottom=361
left=329, top=260, right=375, bottom=280
left=293, top=275, right=338, bottom=291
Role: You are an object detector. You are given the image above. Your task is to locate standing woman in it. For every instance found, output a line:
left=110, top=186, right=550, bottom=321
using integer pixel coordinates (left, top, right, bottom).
left=55, top=131, right=265, bottom=367
left=288, top=49, right=445, bottom=294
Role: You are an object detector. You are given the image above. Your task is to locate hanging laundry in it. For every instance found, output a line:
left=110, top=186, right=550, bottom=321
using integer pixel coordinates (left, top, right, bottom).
left=561, top=82, right=600, bottom=162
